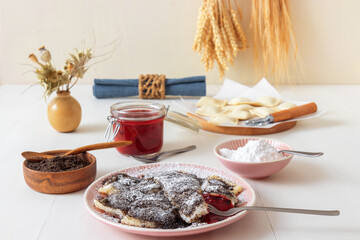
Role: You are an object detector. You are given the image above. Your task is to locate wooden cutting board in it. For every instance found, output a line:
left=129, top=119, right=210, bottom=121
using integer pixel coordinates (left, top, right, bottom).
left=187, top=113, right=296, bottom=135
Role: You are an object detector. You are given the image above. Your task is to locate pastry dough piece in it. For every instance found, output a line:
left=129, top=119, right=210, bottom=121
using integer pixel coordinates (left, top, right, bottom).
left=98, top=173, right=141, bottom=195
left=196, top=105, right=224, bottom=117
left=275, top=102, right=296, bottom=111
left=121, top=215, right=156, bottom=228
left=202, top=175, right=242, bottom=206
left=122, top=192, right=178, bottom=228
left=207, top=176, right=243, bottom=196
left=196, top=97, right=227, bottom=107
left=173, top=191, right=209, bottom=224
left=254, top=96, right=281, bottom=107
left=221, top=104, right=254, bottom=111
left=228, top=97, right=252, bottom=105
left=151, top=171, right=208, bottom=224
left=223, top=109, right=253, bottom=120
left=94, top=199, right=126, bottom=219
left=209, top=115, right=238, bottom=125
left=98, top=184, right=119, bottom=195
left=249, top=107, right=276, bottom=118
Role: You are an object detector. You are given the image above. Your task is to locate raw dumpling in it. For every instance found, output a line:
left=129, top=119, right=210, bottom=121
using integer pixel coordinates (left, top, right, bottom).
left=254, top=96, right=281, bottom=107
left=275, top=102, right=297, bottom=111
left=249, top=107, right=276, bottom=118
left=196, top=105, right=224, bottom=117
left=228, top=97, right=252, bottom=105
left=196, top=97, right=227, bottom=107
left=208, top=115, right=238, bottom=125
left=221, top=104, right=254, bottom=111
left=222, top=109, right=253, bottom=120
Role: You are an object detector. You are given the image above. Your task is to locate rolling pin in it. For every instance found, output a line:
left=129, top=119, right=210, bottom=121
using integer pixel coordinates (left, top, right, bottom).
left=245, top=102, right=317, bottom=126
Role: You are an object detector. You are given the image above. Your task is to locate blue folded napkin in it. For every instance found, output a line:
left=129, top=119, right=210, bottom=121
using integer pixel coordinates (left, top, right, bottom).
left=93, top=76, right=206, bottom=99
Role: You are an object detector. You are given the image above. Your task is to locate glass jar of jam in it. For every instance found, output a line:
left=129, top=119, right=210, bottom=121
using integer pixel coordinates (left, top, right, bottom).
left=108, top=101, right=166, bottom=157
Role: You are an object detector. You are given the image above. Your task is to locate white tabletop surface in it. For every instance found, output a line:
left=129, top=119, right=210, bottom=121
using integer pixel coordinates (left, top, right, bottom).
left=1, top=84, right=359, bottom=240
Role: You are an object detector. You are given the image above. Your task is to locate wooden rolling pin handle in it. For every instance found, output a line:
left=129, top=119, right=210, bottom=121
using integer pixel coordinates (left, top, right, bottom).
left=64, top=141, right=132, bottom=156
left=272, top=102, right=317, bottom=123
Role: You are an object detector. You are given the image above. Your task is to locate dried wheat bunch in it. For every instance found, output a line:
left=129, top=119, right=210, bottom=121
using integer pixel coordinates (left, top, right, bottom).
left=251, top=0, right=298, bottom=84
left=193, top=0, right=247, bottom=78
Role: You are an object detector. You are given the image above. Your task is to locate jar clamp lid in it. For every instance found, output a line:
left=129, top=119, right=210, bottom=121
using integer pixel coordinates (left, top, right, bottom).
left=105, top=101, right=201, bottom=141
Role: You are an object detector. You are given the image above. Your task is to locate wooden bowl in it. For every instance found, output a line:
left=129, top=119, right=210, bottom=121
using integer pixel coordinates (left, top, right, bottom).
left=23, top=150, right=97, bottom=194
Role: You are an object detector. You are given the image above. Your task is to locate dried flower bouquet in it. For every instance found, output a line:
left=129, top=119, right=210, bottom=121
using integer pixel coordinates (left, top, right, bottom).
left=28, top=46, right=93, bottom=96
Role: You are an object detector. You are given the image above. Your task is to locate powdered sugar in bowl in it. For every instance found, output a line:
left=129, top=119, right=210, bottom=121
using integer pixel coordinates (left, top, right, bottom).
left=214, top=138, right=293, bottom=179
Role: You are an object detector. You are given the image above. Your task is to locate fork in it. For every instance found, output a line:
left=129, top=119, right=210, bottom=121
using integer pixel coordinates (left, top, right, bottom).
left=129, top=145, right=196, bottom=163
left=207, top=205, right=340, bottom=216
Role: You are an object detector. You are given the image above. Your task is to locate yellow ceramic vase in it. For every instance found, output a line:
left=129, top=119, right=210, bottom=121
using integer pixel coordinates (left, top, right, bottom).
left=47, top=91, right=82, bottom=132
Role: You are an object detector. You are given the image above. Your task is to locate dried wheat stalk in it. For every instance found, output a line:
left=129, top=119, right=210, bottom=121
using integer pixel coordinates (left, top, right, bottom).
left=193, top=0, right=247, bottom=78
left=251, top=0, right=297, bottom=84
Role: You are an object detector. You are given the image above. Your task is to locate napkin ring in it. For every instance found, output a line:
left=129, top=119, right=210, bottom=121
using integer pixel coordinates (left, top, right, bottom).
left=138, top=74, right=166, bottom=99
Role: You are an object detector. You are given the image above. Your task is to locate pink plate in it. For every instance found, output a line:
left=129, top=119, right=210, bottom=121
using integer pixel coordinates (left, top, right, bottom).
left=84, top=162, right=256, bottom=237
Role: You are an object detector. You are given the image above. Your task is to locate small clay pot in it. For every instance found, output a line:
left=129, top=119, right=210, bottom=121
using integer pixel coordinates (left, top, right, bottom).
left=23, top=150, right=96, bottom=194
left=47, top=91, right=81, bottom=132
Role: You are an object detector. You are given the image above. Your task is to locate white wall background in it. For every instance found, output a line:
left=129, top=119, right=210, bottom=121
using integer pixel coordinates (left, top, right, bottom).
left=0, top=0, right=359, bottom=85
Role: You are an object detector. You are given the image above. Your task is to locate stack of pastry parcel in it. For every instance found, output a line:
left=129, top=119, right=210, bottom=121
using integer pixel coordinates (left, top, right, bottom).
left=196, top=96, right=297, bottom=125
left=94, top=171, right=242, bottom=229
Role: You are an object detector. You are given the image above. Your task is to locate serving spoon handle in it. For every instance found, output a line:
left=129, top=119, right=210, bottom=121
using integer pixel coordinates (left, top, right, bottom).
left=22, top=141, right=132, bottom=161
left=64, top=141, right=132, bottom=156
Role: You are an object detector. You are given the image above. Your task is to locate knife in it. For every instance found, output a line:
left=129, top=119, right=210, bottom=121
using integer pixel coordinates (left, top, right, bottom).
left=245, top=102, right=318, bottom=126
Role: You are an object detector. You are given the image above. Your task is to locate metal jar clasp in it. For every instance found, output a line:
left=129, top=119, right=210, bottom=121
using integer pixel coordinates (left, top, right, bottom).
left=105, top=116, right=121, bottom=142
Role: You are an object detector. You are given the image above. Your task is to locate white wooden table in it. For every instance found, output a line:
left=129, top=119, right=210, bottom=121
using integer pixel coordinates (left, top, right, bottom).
left=1, top=84, right=359, bottom=240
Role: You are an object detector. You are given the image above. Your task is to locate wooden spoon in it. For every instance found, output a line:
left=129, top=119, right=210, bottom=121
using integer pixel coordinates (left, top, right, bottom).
left=22, top=141, right=132, bottom=161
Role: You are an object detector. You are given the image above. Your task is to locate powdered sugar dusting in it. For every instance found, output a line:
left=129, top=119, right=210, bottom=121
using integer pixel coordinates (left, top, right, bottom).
left=125, top=162, right=218, bottom=179
left=84, top=162, right=256, bottom=235
left=96, top=163, right=252, bottom=206
left=220, top=139, right=285, bottom=162
left=187, top=222, right=207, bottom=228
left=99, top=212, right=121, bottom=223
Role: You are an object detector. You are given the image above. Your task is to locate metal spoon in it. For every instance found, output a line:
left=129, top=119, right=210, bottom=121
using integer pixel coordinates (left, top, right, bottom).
left=130, top=145, right=196, bottom=163
left=22, top=141, right=132, bottom=161
left=278, top=150, right=323, bottom=158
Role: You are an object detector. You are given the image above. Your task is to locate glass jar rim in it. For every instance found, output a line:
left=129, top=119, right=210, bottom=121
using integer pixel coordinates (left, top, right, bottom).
left=110, top=101, right=166, bottom=121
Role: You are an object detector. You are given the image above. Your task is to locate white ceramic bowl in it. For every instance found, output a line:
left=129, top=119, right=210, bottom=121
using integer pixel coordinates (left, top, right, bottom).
left=214, top=138, right=293, bottom=179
